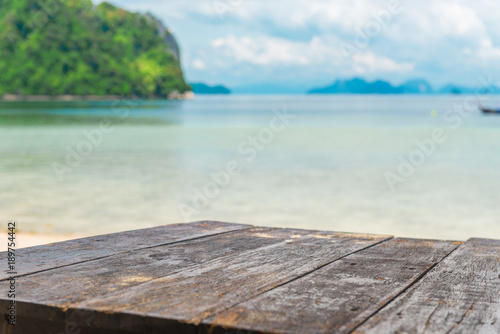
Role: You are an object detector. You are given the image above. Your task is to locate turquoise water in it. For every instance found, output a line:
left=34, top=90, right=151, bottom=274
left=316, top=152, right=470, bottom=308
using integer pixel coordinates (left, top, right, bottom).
left=1, top=95, right=500, bottom=240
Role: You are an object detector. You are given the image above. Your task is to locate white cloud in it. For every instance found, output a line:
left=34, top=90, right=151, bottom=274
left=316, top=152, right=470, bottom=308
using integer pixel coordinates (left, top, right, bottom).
left=97, top=0, right=500, bottom=86
left=192, top=59, right=206, bottom=69
left=352, top=53, right=414, bottom=74
left=209, top=34, right=414, bottom=75
left=211, top=35, right=314, bottom=66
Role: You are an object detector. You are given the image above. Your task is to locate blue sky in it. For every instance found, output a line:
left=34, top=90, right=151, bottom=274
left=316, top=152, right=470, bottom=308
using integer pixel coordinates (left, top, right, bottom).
left=97, top=0, right=500, bottom=93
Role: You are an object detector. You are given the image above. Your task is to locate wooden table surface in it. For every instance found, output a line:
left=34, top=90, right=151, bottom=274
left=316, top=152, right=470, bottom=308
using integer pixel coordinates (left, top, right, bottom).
left=0, top=221, right=499, bottom=334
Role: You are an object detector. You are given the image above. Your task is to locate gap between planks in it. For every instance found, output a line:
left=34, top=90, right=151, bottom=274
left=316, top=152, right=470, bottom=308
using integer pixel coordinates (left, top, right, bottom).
left=346, top=242, right=462, bottom=334
left=201, top=237, right=462, bottom=334
left=195, top=235, right=394, bottom=330
left=4, top=227, right=393, bottom=332
left=0, top=224, right=254, bottom=282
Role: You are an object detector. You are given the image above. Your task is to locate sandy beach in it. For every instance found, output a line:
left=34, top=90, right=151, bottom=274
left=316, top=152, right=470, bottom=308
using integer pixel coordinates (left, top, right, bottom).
left=0, top=233, right=82, bottom=249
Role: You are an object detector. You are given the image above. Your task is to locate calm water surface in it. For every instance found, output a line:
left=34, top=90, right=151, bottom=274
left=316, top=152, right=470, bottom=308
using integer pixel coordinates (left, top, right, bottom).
left=1, top=95, right=500, bottom=240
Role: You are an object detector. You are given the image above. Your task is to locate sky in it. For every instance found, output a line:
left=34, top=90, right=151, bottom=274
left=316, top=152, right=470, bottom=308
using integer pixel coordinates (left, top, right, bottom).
left=96, top=0, right=500, bottom=93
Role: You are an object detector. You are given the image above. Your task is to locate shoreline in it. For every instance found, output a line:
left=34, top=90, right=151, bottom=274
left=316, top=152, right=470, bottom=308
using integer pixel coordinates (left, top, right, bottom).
left=0, top=232, right=83, bottom=249
left=0, top=91, right=194, bottom=102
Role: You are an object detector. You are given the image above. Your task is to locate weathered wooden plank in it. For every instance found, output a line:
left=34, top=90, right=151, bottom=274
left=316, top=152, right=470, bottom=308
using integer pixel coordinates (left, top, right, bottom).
left=0, top=227, right=313, bottom=334
left=0, top=227, right=320, bottom=308
left=1, top=230, right=391, bottom=333
left=354, top=238, right=500, bottom=334
left=202, top=238, right=460, bottom=334
left=0, top=221, right=251, bottom=280
left=78, top=231, right=390, bottom=332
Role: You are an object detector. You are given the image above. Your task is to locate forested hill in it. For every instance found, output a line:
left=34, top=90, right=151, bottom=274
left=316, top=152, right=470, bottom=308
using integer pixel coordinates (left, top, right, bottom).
left=0, top=0, right=190, bottom=97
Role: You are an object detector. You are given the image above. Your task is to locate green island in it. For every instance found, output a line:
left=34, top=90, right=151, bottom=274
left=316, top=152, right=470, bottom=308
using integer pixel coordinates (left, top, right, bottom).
left=0, top=0, right=191, bottom=99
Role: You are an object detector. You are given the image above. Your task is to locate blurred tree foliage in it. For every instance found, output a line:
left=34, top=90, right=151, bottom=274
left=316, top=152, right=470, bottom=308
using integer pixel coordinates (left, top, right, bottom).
left=0, top=0, right=190, bottom=97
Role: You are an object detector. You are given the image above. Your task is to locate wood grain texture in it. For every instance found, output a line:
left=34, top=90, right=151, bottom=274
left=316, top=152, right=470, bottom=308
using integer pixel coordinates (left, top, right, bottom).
left=82, top=231, right=389, bottom=331
left=203, top=238, right=460, bottom=334
left=0, top=229, right=390, bottom=333
left=354, top=238, right=500, bottom=334
left=5, top=223, right=497, bottom=334
left=0, top=221, right=251, bottom=280
left=1, top=227, right=322, bottom=309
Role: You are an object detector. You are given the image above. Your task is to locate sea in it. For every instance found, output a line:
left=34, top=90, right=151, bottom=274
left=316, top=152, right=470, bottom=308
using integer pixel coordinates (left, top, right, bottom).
left=1, top=95, right=500, bottom=240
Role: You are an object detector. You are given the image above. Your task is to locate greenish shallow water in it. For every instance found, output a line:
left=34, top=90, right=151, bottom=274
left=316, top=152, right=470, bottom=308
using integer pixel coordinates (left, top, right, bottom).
left=1, top=95, right=500, bottom=240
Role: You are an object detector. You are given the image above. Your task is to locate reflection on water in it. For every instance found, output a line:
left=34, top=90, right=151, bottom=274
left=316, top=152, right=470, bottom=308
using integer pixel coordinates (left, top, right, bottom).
left=1, top=96, right=500, bottom=240
left=0, top=100, right=173, bottom=125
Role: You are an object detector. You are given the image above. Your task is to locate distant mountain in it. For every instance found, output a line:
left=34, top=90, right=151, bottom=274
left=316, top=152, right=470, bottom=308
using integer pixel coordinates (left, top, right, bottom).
left=308, top=78, right=434, bottom=94
left=437, top=84, right=500, bottom=95
left=232, top=83, right=312, bottom=94
left=398, top=79, right=433, bottom=94
left=190, top=83, right=231, bottom=94
left=438, top=85, right=469, bottom=94
left=307, top=78, right=500, bottom=95
left=0, top=0, right=190, bottom=97
left=308, top=78, right=389, bottom=94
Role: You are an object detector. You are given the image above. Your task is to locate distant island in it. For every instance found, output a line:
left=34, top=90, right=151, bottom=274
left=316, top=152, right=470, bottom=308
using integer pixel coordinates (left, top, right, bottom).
left=308, top=78, right=494, bottom=95
left=190, top=83, right=231, bottom=95
left=0, top=0, right=190, bottom=99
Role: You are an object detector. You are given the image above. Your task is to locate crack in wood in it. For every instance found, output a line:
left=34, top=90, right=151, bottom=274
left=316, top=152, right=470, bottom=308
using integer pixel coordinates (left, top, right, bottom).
left=200, top=235, right=394, bottom=330
left=348, top=243, right=461, bottom=334
left=0, top=222, right=253, bottom=282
